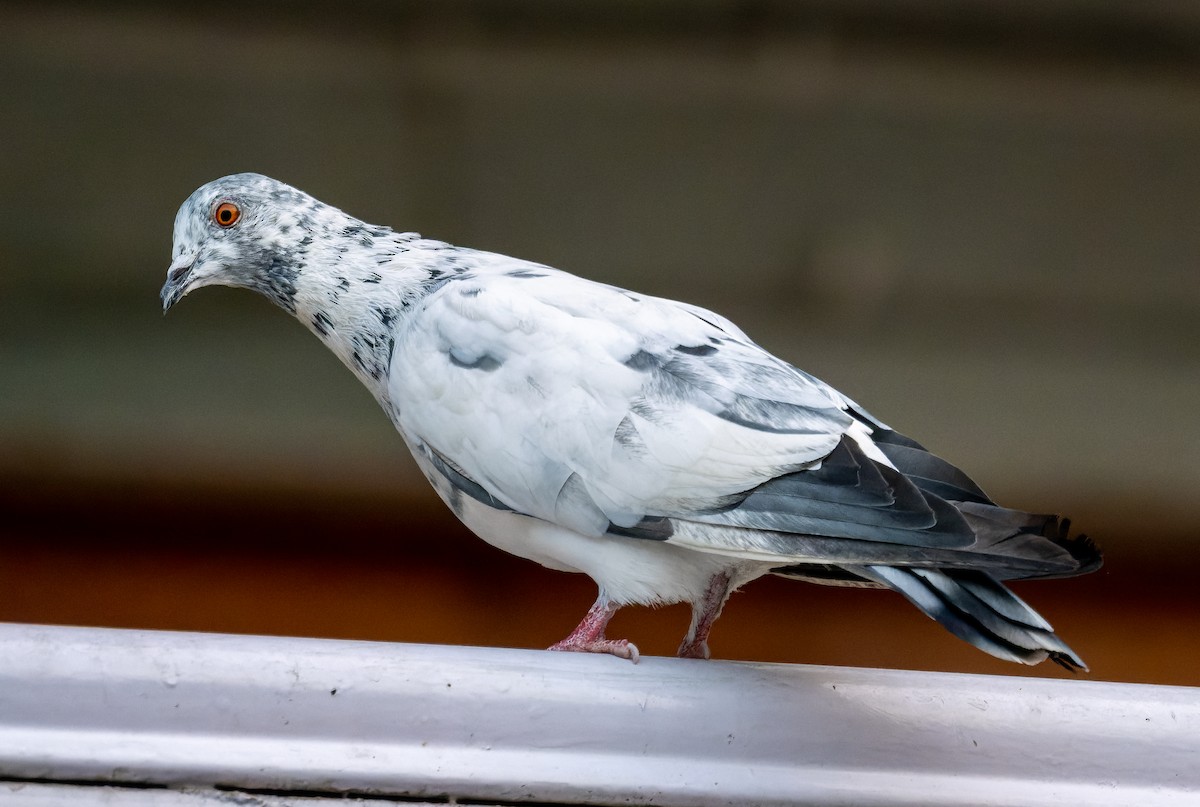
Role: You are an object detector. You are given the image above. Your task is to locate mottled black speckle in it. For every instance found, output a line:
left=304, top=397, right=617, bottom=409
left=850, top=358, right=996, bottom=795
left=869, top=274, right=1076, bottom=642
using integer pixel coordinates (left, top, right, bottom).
left=607, top=516, right=673, bottom=541
left=363, top=272, right=382, bottom=284
left=506, top=269, right=548, bottom=279
left=312, top=310, right=333, bottom=337
left=373, top=305, right=396, bottom=327
left=449, top=351, right=502, bottom=372
left=675, top=343, right=718, bottom=357
left=624, top=350, right=659, bottom=372
left=336, top=276, right=350, bottom=291
left=460, top=287, right=483, bottom=298
left=249, top=252, right=299, bottom=313
left=341, top=223, right=375, bottom=248
left=349, top=328, right=394, bottom=380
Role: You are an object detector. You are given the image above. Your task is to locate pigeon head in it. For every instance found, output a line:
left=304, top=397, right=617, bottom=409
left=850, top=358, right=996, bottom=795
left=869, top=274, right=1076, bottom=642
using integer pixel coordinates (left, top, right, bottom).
left=160, top=173, right=335, bottom=314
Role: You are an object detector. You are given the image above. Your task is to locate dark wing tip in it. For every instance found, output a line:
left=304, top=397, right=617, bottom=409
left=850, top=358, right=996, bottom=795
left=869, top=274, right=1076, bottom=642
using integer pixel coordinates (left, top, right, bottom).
left=1065, top=532, right=1103, bottom=575
left=1036, top=515, right=1103, bottom=579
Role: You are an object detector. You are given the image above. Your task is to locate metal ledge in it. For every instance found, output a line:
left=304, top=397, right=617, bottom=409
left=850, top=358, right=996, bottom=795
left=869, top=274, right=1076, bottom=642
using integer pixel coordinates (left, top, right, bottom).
left=1, top=623, right=1197, bottom=806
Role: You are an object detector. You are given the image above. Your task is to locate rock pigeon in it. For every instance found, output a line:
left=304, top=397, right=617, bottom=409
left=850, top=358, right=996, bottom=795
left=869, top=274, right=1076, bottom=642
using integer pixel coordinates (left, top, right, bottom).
left=161, top=173, right=1101, bottom=669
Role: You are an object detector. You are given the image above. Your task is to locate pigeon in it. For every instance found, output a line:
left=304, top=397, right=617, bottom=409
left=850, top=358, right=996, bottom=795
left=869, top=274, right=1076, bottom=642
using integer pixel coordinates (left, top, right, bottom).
left=161, top=173, right=1101, bottom=669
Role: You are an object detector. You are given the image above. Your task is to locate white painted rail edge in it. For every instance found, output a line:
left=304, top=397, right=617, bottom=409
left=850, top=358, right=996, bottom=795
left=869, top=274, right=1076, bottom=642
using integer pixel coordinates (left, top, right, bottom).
left=0, top=623, right=1197, bottom=807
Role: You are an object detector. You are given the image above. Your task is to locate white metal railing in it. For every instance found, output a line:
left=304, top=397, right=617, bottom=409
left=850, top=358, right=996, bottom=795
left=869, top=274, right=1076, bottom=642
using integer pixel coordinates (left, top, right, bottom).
left=0, top=622, right=1197, bottom=806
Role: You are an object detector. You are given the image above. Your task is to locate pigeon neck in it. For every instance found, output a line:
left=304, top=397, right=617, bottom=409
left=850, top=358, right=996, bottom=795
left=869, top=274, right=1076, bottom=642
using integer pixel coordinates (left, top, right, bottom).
left=288, top=234, right=439, bottom=407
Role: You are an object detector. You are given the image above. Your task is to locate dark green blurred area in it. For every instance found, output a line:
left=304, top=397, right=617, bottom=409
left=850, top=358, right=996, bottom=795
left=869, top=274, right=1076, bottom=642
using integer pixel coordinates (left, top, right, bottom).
left=1, top=2, right=1197, bottom=681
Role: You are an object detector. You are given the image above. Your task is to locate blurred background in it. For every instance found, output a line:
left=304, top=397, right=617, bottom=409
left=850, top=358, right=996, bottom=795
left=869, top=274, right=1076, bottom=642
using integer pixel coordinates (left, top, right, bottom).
left=1, top=1, right=1197, bottom=686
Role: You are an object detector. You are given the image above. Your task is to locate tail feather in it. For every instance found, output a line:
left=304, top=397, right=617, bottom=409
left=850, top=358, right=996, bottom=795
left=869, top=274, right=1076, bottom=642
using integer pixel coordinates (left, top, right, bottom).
left=855, top=564, right=1087, bottom=671
left=954, top=571, right=1052, bottom=631
left=910, top=569, right=1074, bottom=657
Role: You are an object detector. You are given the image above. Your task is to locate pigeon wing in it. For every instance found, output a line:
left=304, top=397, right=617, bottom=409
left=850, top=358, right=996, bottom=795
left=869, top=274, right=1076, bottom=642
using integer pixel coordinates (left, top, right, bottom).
left=388, top=262, right=974, bottom=555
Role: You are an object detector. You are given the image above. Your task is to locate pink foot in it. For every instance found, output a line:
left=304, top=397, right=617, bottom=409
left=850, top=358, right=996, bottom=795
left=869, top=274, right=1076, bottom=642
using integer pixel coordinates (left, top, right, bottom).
left=548, top=596, right=640, bottom=663
left=549, top=635, right=641, bottom=662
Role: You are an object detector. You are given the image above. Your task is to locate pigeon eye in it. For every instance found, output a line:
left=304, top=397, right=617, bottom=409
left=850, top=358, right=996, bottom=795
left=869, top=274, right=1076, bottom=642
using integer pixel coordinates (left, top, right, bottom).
left=214, top=202, right=241, bottom=228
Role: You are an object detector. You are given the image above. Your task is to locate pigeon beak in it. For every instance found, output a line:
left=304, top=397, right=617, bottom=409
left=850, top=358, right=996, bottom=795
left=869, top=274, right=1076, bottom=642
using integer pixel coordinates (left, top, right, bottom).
left=160, top=254, right=197, bottom=313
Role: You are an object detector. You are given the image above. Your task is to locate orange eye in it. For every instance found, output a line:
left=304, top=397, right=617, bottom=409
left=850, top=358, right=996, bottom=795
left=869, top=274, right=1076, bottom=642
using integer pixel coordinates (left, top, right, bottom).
left=214, top=201, right=241, bottom=227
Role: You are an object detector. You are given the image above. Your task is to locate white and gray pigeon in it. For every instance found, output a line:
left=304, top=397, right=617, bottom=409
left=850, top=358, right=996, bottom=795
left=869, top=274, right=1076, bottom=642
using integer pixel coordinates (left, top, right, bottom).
left=161, top=173, right=1101, bottom=669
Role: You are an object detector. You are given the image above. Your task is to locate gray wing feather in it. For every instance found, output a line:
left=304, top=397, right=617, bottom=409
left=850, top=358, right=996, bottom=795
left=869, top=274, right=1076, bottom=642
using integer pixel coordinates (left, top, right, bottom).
left=426, top=447, right=514, bottom=513
left=626, top=346, right=850, bottom=437
left=687, top=436, right=976, bottom=549
left=872, top=439, right=993, bottom=504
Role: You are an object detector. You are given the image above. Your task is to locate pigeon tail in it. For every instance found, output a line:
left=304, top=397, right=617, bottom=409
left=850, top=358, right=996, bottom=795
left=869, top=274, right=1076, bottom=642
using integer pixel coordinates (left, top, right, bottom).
left=853, top=564, right=1087, bottom=671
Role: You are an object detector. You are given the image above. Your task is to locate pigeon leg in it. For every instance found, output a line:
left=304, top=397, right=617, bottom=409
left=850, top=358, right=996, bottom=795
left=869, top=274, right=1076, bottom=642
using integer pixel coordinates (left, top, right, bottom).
left=549, top=594, right=639, bottom=662
left=677, top=571, right=733, bottom=660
